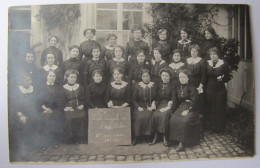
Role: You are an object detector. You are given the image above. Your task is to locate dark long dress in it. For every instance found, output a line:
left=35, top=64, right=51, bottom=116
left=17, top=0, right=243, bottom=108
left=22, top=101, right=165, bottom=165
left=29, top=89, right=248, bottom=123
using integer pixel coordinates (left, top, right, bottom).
left=107, top=58, right=129, bottom=81
left=169, top=83, right=200, bottom=144
left=150, top=59, right=168, bottom=85
left=152, top=82, right=174, bottom=135
left=105, top=81, right=131, bottom=106
left=132, top=81, right=157, bottom=136
left=152, top=40, right=173, bottom=63
left=125, top=39, right=149, bottom=64
left=205, top=59, right=230, bottom=132
left=83, top=58, right=108, bottom=86
left=128, top=61, right=151, bottom=84
left=62, top=83, right=87, bottom=141
left=168, top=61, right=186, bottom=86
left=41, top=65, right=63, bottom=86
left=201, top=38, right=218, bottom=60
left=86, top=82, right=107, bottom=108
left=41, top=46, right=63, bottom=67
left=176, top=39, right=192, bottom=60
left=37, top=83, right=64, bottom=146
left=79, top=40, right=102, bottom=60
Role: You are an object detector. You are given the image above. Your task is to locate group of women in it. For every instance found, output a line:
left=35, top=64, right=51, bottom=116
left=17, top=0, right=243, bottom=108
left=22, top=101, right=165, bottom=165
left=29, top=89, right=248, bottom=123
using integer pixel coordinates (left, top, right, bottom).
left=9, top=25, right=231, bottom=161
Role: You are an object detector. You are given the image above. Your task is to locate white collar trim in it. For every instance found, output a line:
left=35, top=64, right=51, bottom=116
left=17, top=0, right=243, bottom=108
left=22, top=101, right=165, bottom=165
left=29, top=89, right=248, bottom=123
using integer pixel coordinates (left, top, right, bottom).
left=18, top=85, right=33, bottom=94
left=178, top=39, right=191, bottom=44
left=63, top=83, right=80, bottom=91
left=169, top=62, right=184, bottom=69
left=207, top=59, right=224, bottom=68
left=113, top=57, right=125, bottom=62
left=139, top=81, right=154, bottom=89
left=43, top=64, right=58, bottom=71
left=187, top=57, right=202, bottom=64
left=111, top=81, right=128, bottom=89
left=151, top=59, right=165, bottom=65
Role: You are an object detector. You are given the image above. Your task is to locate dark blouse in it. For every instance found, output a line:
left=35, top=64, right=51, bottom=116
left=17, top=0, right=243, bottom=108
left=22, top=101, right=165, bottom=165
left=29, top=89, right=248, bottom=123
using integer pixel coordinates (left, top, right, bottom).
left=85, top=82, right=106, bottom=108
left=156, top=82, right=174, bottom=105
left=176, top=39, right=192, bottom=59
left=128, top=61, right=151, bottom=83
left=79, top=40, right=101, bottom=60
left=168, top=61, right=186, bottom=85
left=126, top=39, right=149, bottom=60
left=41, top=46, right=63, bottom=66
left=41, top=65, right=63, bottom=86
left=150, top=60, right=168, bottom=79
left=152, top=40, right=173, bottom=63
left=107, top=58, right=129, bottom=80
left=201, top=39, right=219, bottom=60
left=20, top=61, right=41, bottom=87
left=101, top=45, right=114, bottom=61
left=62, top=84, right=85, bottom=109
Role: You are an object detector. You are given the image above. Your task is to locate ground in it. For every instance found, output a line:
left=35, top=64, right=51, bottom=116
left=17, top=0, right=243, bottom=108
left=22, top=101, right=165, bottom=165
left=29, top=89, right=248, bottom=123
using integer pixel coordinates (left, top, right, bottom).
left=17, top=131, right=252, bottom=163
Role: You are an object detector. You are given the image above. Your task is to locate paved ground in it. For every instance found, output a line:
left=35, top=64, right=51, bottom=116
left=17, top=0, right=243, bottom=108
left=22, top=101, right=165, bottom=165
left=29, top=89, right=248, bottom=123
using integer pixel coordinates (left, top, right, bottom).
left=24, top=132, right=251, bottom=163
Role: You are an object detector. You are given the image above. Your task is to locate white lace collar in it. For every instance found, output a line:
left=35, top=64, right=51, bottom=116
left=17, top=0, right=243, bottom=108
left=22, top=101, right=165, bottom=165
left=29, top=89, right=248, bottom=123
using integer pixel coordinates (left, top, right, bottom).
left=113, top=57, right=125, bottom=62
left=178, top=39, right=191, bottom=45
left=187, top=57, right=202, bottom=64
left=47, top=81, right=54, bottom=86
left=151, top=59, right=165, bottom=65
left=111, top=81, right=128, bottom=89
left=43, top=64, right=58, bottom=71
left=169, top=62, right=184, bottom=69
left=18, top=85, right=33, bottom=94
left=63, top=83, right=80, bottom=91
left=139, top=81, right=154, bottom=89
left=207, top=59, right=224, bottom=68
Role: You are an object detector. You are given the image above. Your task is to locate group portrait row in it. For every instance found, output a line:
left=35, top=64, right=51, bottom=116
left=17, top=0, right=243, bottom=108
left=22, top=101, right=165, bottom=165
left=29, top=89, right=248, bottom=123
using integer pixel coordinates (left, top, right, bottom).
left=9, top=25, right=231, bottom=161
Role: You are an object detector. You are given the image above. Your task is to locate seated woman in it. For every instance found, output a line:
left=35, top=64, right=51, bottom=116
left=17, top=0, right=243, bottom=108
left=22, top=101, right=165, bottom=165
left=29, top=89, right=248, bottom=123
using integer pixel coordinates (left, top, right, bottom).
left=37, top=70, right=63, bottom=150
left=62, top=69, right=86, bottom=144
left=169, top=69, right=200, bottom=152
left=132, top=69, right=157, bottom=146
left=85, top=70, right=107, bottom=109
left=150, top=68, right=174, bottom=146
left=105, top=68, right=131, bottom=108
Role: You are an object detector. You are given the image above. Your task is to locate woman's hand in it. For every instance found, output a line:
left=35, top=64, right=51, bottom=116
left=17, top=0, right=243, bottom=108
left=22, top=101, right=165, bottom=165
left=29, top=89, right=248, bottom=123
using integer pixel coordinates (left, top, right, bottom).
left=217, top=75, right=224, bottom=82
left=77, top=105, right=84, bottom=110
left=147, top=107, right=153, bottom=111
left=168, top=101, right=173, bottom=108
left=20, top=115, right=28, bottom=124
left=181, top=110, right=189, bottom=116
left=151, top=101, right=156, bottom=110
left=197, top=84, right=203, bottom=94
left=64, top=107, right=74, bottom=112
left=107, top=101, right=114, bottom=108
left=138, top=107, right=144, bottom=111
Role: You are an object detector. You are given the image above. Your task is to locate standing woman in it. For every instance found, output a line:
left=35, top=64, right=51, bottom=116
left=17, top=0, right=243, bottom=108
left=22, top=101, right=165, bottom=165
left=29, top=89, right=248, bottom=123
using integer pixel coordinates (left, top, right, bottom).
left=176, top=28, right=192, bottom=60
left=85, top=70, right=107, bottom=109
left=152, top=29, right=173, bottom=63
left=205, top=47, right=230, bottom=133
left=201, top=27, right=219, bottom=60
left=101, top=33, right=117, bottom=61
left=41, top=36, right=63, bottom=67
left=62, top=69, right=86, bottom=144
left=150, top=69, right=174, bottom=146
left=169, top=69, right=200, bottom=152
left=132, top=69, right=157, bottom=145
left=105, top=68, right=131, bottom=108
left=79, top=29, right=101, bottom=60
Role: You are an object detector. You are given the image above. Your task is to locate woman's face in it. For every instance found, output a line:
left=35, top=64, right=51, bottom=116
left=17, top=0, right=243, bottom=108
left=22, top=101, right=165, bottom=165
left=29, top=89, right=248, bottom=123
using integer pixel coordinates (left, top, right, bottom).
left=180, top=30, right=188, bottom=40
left=46, top=54, right=55, bottom=65
left=205, top=30, right=213, bottom=40
left=113, top=70, right=123, bottom=81
left=108, top=37, right=117, bottom=46
left=172, top=52, right=181, bottom=62
left=85, top=30, right=94, bottom=40
left=114, top=47, right=123, bottom=59
left=153, top=50, right=162, bottom=61
left=70, top=48, right=79, bottom=58
left=191, top=48, right=199, bottom=58
left=93, top=73, right=102, bottom=83
left=210, top=51, right=219, bottom=62
left=25, top=53, right=34, bottom=64
left=179, top=72, right=189, bottom=84
left=92, top=48, right=101, bottom=59
left=136, top=52, right=145, bottom=63
left=67, top=74, right=77, bottom=85
left=22, top=76, right=32, bottom=88
left=49, top=37, right=57, bottom=47
left=47, top=72, right=56, bottom=84
left=161, top=72, right=170, bottom=83
left=159, top=31, right=167, bottom=41
left=142, top=72, right=150, bottom=84
left=133, top=30, right=142, bottom=40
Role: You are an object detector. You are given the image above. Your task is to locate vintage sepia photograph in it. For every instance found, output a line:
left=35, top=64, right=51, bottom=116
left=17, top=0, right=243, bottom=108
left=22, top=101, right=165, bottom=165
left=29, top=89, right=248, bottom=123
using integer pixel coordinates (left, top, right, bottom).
left=7, top=2, right=255, bottom=165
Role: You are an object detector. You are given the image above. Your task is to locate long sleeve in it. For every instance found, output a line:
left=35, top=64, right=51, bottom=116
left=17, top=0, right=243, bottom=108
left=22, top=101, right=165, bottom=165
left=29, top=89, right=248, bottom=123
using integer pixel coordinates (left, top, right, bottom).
left=222, top=61, right=231, bottom=83
left=57, top=49, right=63, bottom=66
left=171, top=89, right=179, bottom=113
left=41, top=49, right=47, bottom=66
left=104, top=84, right=112, bottom=104
left=85, top=85, right=96, bottom=108
left=125, top=42, right=130, bottom=59
left=132, top=84, right=140, bottom=108
left=189, top=86, right=199, bottom=111
left=126, top=83, right=131, bottom=105
left=200, top=60, right=207, bottom=86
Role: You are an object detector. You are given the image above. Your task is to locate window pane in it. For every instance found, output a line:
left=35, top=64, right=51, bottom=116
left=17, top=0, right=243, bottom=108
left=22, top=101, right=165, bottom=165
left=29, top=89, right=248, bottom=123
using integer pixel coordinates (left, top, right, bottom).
left=123, top=3, right=143, bottom=10
left=9, top=10, right=31, bottom=29
left=123, top=11, right=142, bottom=30
left=97, top=3, right=117, bottom=9
left=97, top=10, right=117, bottom=30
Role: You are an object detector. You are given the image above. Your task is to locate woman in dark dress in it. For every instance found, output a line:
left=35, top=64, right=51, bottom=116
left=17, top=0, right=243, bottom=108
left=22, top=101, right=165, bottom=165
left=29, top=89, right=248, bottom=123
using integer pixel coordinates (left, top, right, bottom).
left=107, top=45, right=129, bottom=81
left=60, top=45, right=84, bottom=85
left=169, top=69, right=200, bottom=152
left=85, top=70, right=107, bottom=109
left=169, top=49, right=186, bottom=87
left=126, top=25, right=149, bottom=64
left=37, top=70, right=64, bottom=149
left=105, top=68, right=131, bottom=108
left=132, top=69, right=157, bottom=146
left=41, top=36, right=63, bottom=67
left=150, top=47, right=168, bottom=85
left=79, top=29, right=101, bottom=61
left=150, top=69, right=174, bottom=146
left=152, top=29, right=173, bottom=63
left=83, top=45, right=107, bottom=86
left=101, top=33, right=117, bottom=61
left=201, top=27, right=219, bottom=61
left=62, top=69, right=87, bottom=144
left=205, top=47, right=230, bottom=133
left=176, top=28, right=192, bottom=60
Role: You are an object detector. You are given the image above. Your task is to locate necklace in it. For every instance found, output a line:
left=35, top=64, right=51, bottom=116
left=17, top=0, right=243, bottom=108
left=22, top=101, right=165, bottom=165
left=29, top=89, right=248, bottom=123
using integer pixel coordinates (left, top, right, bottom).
left=180, top=84, right=188, bottom=97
